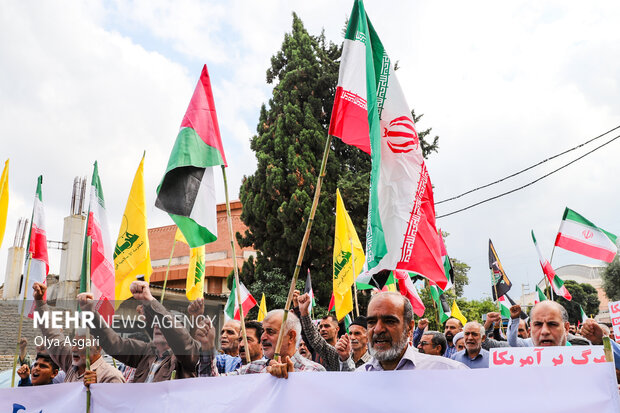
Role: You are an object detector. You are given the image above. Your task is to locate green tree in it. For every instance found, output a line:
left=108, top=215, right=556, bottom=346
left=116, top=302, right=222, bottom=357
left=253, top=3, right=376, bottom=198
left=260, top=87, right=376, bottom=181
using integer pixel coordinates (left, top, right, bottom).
left=602, top=256, right=620, bottom=301
left=550, top=280, right=600, bottom=324
left=450, top=258, right=470, bottom=298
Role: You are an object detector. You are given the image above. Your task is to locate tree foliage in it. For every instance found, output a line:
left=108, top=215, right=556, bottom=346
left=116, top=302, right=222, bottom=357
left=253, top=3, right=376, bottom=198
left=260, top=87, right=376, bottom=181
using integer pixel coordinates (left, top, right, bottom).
left=602, top=256, right=620, bottom=302
left=549, top=280, right=600, bottom=324
left=237, top=14, right=449, bottom=309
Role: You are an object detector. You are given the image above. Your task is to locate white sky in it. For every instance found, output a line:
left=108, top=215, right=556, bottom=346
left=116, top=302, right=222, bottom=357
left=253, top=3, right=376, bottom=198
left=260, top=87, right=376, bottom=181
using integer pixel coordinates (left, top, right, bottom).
left=1, top=0, right=619, bottom=301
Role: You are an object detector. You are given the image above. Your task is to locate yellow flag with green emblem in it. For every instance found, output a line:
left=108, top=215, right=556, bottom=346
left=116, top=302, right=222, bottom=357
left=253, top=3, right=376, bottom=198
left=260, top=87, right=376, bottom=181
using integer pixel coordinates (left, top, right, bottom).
left=333, top=189, right=365, bottom=321
left=114, top=155, right=152, bottom=305
left=451, top=300, right=467, bottom=326
left=185, top=244, right=205, bottom=301
left=257, top=293, right=267, bottom=322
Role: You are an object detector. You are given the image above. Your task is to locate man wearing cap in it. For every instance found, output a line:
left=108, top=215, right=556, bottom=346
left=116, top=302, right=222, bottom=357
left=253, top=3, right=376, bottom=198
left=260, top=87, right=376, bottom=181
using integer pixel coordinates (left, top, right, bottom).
left=348, top=316, right=370, bottom=367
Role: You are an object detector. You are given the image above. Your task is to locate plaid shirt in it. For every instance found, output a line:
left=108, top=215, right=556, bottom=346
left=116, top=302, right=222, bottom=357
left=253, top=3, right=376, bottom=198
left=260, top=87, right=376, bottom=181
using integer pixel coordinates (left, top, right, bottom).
left=300, top=314, right=355, bottom=372
left=198, top=351, right=325, bottom=376
left=215, top=354, right=242, bottom=374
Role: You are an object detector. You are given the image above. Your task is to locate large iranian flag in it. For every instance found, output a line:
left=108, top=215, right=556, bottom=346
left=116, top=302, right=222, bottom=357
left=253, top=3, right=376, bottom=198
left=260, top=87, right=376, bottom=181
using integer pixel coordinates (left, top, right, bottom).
left=554, top=208, right=617, bottom=263
left=18, top=176, right=49, bottom=318
left=224, top=279, right=257, bottom=321
left=156, top=64, right=227, bottom=248
left=330, top=0, right=446, bottom=290
left=532, top=230, right=572, bottom=301
left=80, top=162, right=115, bottom=323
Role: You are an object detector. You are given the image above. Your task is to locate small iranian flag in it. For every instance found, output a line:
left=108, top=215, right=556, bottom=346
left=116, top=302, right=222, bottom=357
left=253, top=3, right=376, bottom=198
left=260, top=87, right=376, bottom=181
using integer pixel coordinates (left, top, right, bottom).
left=331, top=0, right=446, bottom=290
left=18, top=176, right=49, bottom=318
left=156, top=64, right=227, bottom=248
left=498, top=295, right=511, bottom=319
left=394, top=270, right=425, bottom=317
left=535, top=285, right=547, bottom=304
left=80, top=162, right=115, bottom=323
left=554, top=208, right=617, bottom=263
left=532, top=230, right=572, bottom=301
left=579, top=305, right=588, bottom=323
left=224, top=279, right=257, bottom=321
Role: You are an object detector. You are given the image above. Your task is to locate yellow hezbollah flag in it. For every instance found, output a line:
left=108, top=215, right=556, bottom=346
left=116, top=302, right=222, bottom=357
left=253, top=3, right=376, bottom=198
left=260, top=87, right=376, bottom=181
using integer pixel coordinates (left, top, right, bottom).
left=333, top=189, right=365, bottom=321
left=0, top=159, right=8, bottom=248
left=451, top=300, right=467, bottom=325
left=185, top=244, right=205, bottom=301
left=257, top=293, right=267, bottom=322
left=114, top=155, right=152, bottom=305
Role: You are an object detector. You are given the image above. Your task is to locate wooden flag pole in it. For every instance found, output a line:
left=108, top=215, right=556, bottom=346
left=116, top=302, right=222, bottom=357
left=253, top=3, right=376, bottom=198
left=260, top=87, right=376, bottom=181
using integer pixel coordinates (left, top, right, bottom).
left=221, top=165, right=250, bottom=364
left=274, top=134, right=332, bottom=361
left=160, top=238, right=177, bottom=303
left=11, top=258, right=33, bottom=387
left=350, top=239, right=360, bottom=318
left=85, top=236, right=92, bottom=413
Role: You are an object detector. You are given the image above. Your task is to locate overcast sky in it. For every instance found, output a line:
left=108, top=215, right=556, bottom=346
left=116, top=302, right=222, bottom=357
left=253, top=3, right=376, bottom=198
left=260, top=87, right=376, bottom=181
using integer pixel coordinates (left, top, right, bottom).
left=1, top=0, right=619, bottom=301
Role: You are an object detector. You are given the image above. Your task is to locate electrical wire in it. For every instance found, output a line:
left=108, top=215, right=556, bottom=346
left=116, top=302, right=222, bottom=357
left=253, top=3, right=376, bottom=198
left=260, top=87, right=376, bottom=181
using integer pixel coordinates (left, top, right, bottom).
left=436, top=133, right=620, bottom=219
left=435, top=124, right=620, bottom=205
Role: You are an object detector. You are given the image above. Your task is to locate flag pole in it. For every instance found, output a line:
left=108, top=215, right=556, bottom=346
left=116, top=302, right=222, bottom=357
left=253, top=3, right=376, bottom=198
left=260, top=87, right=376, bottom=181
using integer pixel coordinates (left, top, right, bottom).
left=274, top=134, right=332, bottom=361
left=85, top=236, right=92, bottom=413
left=490, top=269, right=501, bottom=313
left=427, top=281, right=440, bottom=330
left=350, top=239, right=360, bottom=317
left=11, top=258, right=33, bottom=387
left=221, top=165, right=251, bottom=364
left=160, top=238, right=177, bottom=303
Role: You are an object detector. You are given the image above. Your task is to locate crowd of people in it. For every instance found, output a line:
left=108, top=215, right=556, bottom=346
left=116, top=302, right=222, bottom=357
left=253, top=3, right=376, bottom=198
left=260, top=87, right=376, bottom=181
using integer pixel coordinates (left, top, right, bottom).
left=13, top=280, right=620, bottom=390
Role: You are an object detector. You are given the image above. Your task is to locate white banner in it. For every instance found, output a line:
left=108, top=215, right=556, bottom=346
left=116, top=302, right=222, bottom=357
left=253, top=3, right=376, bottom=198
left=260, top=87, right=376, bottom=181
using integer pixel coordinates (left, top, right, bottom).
left=609, top=300, right=620, bottom=342
left=490, top=346, right=608, bottom=368
left=0, top=382, right=85, bottom=413
left=2, top=366, right=618, bottom=413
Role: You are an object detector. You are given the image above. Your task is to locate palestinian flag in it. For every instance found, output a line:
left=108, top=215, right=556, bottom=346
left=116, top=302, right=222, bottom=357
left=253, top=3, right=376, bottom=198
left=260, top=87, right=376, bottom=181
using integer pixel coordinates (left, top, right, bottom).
left=156, top=64, right=227, bottom=248
left=18, top=176, right=49, bottom=318
left=328, top=293, right=335, bottom=313
left=224, top=279, right=256, bottom=321
left=332, top=0, right=446, bottom=291
left=394, top=270, right=425, bottom=317
left=488, top=239, right=512, bottom=300
left=429, top=284, right=451, bottom=324
left=532, top=230, right=572, bottom=301
left=554, top=208, right=617, bottom=263
left=498, top=295, right=511, bottom=319
left=305, top=269, right=316, bottom=307
left=344, top=313, right=352, bottom=333
left=80, top=162, right=115, bottom=323
left=535, top=285, right=547, bottom=304
left=579, top=305, right=588, bottom=323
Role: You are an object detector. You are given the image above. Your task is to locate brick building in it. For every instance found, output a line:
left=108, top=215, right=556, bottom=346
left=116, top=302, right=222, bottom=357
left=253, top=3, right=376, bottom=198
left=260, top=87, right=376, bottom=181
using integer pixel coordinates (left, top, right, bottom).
left=148, top=200, right=256, bottom=295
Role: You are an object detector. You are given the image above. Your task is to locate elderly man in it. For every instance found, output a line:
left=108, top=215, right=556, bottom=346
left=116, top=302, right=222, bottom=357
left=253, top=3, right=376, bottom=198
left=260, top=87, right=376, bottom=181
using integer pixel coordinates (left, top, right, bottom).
left=351, top=292, right=466, bottom=371
left=32, top=282, right=125, bottom=386
left=77, top=281, right=200, bottom=382
left=17, top=352, right=59, bottom=386
left=296, top=292, right=354, bottom=371
left=451, top=321, right=489, bottom=369
left=199, top=309, right=325, bottom=376
left=443, top=317, right=463, bottom=358
left=529, top=301, right=572, bottom=346
left=453, top=332, right=465, bottom=352
left=417, top=331, right=446, bottom=356
left=348, top=316, right=370, bottom=367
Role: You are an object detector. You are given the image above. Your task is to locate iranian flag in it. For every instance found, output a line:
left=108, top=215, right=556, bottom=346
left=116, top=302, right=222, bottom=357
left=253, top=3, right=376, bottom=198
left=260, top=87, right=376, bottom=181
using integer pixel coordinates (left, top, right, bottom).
left=330, top=0, right=446, bottom=290
left=80, top=162, right=115, bottom=323
left=535, top=285, right=547, bottom=304
left=224, top=279, right=257, bottom=321
left=18, top=176, right=49, bottom=318
left=554, top=208, right=617, bottom=263
left=394, top=270, right=425, bottom=317
left=532, top=230, right=572, bottom=301
left=579, top=305, right=588, bottom=323
left=156, top=64, right=227, bottom=248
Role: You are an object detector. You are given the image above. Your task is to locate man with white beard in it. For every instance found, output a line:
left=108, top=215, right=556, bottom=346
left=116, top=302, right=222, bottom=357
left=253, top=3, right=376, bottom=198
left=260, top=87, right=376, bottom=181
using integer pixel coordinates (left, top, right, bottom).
left=349, top=292, right=467, bottom=371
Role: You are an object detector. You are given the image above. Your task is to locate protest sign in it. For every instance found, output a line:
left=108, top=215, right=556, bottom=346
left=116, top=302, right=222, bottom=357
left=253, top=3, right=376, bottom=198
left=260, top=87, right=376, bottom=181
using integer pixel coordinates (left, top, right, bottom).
left=490, top=346, right=607, bottom=368
left=609, top=300, right=620, bottom=342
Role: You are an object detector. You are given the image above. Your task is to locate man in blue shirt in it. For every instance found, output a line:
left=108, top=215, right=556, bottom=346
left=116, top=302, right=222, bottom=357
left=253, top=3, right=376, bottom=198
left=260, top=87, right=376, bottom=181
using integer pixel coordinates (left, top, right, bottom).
left=451, top=321, right=489, bottom=369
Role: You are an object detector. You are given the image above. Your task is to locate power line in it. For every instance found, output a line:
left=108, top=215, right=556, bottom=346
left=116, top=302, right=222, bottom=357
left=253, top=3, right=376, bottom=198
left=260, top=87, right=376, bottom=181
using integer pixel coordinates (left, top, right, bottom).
left=435, top=124, right=620, bottom=205
left=436, top=133, right=620, bottom=219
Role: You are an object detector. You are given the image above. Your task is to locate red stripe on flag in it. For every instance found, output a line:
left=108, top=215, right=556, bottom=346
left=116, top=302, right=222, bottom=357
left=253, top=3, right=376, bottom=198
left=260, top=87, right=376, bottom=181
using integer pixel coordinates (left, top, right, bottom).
left=329, top=86, right=371, bottom=154
left=555, top=234, right=616, bottom=262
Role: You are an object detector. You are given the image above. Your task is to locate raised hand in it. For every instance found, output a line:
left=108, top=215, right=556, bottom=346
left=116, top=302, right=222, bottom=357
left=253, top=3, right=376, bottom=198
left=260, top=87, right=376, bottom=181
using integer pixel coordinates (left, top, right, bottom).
left=267, top=356, right=294, bottom=379
left=298, top=293, right=311, bottom=316
left=32, top=282, right=47, bottom=301
left=335, top=333, right=351, bottom=361
left=130, top=281, right=154, bottom=302
left=188, top=298, right=205, bottom=317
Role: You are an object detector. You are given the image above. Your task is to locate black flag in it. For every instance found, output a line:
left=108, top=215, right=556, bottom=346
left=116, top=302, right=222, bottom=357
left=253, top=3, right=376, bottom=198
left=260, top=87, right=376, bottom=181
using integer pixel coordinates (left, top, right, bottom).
left=488, top=239, right=512, bottom=300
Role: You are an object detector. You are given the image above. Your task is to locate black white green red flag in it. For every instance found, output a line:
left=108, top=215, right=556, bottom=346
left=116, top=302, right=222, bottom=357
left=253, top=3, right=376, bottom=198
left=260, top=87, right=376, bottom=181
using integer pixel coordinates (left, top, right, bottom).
left=488, top=239, right=512, bottom=300
left=331, top=0, right=446, bottom=290
left=554, top=208, right=617, bottom=263
left=532, top=230, right=572, bottom=301
left=156, top=64, right=227, bottom=248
